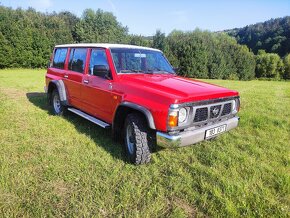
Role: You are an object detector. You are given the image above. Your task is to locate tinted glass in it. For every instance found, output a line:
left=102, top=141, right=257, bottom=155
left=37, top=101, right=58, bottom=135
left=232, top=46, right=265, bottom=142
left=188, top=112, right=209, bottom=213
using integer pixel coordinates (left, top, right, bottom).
left=89, top=49, right=109, bottom=75
left=110, top=48, right=174, bottom=74
left=52, top=48, right=67, bottom=69
left=68, top=48, right=87, bottom=73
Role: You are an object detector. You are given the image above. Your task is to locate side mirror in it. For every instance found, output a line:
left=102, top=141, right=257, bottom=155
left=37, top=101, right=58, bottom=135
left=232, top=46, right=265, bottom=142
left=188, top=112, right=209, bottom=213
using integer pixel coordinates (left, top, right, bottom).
left=93, top=65, right=111, bottom=79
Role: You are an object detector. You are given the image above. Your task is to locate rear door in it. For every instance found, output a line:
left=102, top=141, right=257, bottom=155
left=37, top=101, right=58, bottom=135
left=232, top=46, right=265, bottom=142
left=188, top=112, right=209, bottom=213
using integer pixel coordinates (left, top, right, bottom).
left=81, top=48, right=114, bottom=123
left=47, top=47, right=68, bottom=80
left=63, top=47, right=88, bottom=108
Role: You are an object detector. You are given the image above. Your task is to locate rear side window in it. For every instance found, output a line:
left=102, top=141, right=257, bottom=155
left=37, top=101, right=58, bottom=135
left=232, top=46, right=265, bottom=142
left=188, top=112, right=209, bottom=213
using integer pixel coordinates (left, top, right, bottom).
left=52, top=48, right=68, bottom=69
left=68, top=48, right=87, bottom=73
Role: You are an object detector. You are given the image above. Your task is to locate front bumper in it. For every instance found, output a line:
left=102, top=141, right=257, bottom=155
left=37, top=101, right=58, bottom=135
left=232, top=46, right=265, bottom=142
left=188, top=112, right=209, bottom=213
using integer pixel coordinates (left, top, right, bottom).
left=157, top=116, right=239, bottom=147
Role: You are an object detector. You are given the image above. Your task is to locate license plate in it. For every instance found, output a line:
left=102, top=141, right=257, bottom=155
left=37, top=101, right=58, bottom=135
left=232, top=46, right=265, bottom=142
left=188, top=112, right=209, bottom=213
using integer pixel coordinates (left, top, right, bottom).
left=205, top=124, right=227, bottom=139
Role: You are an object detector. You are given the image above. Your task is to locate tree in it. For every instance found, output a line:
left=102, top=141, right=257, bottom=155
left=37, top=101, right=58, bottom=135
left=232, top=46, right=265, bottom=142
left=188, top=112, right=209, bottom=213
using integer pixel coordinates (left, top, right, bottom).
left=75, top=9, right=128, bottom=43
left=58, top=11, right=80, bottom=42
left=153, top=30, right=166, bottom=51
left=0, top=6, right=74, bottom=68
left=234, top=45, right=256, bottom=80
left=127, top=35, right=152, bottom=47
left=165, top=30, right=255, bottom=80
left=283, top=54, right=290, bottom=79
left=0, top=6, right=129, bottom=68
left=255, top=50, right=284, bottom=79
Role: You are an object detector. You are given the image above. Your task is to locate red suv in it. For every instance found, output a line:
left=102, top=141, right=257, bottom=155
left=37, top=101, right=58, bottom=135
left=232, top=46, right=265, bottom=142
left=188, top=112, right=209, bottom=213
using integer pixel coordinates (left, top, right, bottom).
left=45, top=43, right=240, bottom=164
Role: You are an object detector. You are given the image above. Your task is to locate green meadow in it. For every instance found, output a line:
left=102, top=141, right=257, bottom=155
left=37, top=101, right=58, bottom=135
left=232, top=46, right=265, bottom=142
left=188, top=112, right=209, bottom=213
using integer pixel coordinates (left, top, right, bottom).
left=0, top=69, right=289, bottom=217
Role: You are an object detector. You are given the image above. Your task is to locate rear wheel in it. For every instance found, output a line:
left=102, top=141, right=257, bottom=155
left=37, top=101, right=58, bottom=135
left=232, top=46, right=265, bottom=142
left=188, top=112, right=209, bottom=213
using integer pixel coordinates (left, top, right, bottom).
left=51, top=89, right=66, bottom=116
left=124, top=113, right=153, bottom=164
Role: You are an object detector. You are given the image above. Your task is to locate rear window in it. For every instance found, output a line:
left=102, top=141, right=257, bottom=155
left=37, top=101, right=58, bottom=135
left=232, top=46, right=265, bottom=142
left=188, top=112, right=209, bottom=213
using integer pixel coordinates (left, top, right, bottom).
left=52, top=48, right=68, bottom=69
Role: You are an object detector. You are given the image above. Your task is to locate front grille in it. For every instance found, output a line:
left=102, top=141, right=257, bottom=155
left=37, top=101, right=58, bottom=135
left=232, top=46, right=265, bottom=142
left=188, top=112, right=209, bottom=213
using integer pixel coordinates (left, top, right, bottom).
left=221, top=103, right=232, bottom=116
left=168, top=97, right=238, bottom=131
left=210, top=105, right=222, bottom=118
left=194, top=107, right=208, bottom=122
left=193, top=101, right=233, bottom=124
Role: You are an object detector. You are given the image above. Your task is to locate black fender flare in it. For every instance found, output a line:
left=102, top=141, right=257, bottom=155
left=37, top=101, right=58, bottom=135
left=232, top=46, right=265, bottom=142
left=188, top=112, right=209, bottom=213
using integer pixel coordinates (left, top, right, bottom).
left=117, top=102, right=156, bottom=129
left=48, top=80, right=69, bottom=106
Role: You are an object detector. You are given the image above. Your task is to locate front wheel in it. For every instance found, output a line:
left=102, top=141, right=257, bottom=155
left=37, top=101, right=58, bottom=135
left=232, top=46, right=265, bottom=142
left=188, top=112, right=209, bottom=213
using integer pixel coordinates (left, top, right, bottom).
left=124, top=113, right=153, bottom=164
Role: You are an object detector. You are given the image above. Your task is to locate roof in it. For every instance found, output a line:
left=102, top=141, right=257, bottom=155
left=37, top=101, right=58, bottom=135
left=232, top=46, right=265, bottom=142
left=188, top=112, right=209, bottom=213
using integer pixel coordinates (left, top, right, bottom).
left=55, top=43, right=161, bottom=52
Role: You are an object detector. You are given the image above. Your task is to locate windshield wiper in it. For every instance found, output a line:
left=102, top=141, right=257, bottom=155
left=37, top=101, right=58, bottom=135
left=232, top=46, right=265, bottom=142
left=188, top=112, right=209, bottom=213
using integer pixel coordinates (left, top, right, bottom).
left=119, top=69, right=144, bottom=74
left=119, top=69, right=173, bottom=74
left=146, top=69, right=171, bottom=74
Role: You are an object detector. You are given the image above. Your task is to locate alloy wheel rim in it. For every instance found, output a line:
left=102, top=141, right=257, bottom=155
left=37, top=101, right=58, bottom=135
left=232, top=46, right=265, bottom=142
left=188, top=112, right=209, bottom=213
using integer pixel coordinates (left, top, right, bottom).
left=53, top=94, right=61, bottom=114
left=126, top=124, right=134, bottom=155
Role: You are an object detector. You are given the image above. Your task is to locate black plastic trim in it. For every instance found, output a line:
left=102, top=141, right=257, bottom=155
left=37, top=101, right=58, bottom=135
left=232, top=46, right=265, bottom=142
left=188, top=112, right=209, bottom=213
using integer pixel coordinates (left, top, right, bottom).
left=50, top=80, right=69, bottom=106
left=118, top=102, right=156, bottom=129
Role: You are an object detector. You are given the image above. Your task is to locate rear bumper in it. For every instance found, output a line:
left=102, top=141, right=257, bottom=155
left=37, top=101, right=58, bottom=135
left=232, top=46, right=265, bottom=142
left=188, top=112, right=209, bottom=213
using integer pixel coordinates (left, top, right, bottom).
left=156, top=116, right=239, bottom=147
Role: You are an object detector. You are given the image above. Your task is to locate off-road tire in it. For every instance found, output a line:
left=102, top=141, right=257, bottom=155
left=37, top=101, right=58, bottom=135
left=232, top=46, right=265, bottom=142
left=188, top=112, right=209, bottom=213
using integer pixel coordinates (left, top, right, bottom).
left=124, top=113, right=153, bottom=164
left=51, top=89, right=66, bottom=116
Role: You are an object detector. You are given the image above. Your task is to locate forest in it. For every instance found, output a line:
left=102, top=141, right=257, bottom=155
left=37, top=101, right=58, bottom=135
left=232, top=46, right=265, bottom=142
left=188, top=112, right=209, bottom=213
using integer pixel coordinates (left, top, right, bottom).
left=226, top=16, right=290, bottom=57
left=0, top=6, right=289, bottom=80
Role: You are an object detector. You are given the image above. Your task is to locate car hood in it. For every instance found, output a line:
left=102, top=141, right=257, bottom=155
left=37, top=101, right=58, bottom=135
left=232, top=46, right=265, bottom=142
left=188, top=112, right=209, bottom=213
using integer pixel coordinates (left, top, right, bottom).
left=118, top=74, right=239, bottom=103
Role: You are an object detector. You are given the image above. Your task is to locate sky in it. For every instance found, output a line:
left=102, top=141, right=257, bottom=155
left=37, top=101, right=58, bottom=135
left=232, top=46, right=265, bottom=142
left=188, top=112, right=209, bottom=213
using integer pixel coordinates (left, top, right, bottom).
left=1, top=0, right=290, bottom=36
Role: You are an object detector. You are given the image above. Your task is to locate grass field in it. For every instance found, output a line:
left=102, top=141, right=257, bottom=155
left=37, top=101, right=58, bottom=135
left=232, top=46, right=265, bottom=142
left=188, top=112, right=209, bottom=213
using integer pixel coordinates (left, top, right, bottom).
left=0, top=69, right=289, bottom=217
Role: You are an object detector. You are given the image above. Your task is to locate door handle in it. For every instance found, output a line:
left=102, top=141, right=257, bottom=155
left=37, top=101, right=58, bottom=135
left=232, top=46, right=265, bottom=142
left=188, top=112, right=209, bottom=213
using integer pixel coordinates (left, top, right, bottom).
left=83, top=79, right=89, bottom=84
left=64, top=75, right=68, bottom=78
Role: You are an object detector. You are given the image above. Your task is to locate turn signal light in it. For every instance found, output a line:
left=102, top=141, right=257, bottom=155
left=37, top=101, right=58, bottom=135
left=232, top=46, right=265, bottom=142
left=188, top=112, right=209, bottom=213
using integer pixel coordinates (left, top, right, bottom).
left=237, top=99, right=240, bottom=112
left=168, top=112, right=178, bottom=127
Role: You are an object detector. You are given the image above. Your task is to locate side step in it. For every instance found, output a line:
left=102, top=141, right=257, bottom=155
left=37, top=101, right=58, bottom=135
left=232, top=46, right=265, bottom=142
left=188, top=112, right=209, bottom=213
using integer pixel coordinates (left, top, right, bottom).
left=67, top=108, right=111, bottom=129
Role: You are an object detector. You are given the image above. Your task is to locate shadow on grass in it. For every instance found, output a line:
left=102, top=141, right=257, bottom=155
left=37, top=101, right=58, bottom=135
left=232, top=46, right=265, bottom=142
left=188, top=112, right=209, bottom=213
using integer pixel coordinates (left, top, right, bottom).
left=26, top=92, right=127, bottom=163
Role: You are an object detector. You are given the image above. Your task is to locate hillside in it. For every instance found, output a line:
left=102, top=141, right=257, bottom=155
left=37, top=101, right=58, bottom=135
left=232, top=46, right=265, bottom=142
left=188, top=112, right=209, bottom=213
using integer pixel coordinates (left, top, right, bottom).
left=225, top=16, right=290, bottom=57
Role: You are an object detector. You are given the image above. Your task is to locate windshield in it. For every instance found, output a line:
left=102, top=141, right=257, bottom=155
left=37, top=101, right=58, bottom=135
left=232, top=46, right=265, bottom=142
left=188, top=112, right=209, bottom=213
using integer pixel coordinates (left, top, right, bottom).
left=110, top=48, right=175, bottom=74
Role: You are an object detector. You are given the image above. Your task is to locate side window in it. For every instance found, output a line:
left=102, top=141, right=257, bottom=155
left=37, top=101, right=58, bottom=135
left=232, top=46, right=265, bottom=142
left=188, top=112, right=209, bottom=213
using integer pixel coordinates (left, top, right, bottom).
left=89, top=49, right=109, bottom=75
left=68, top=48, right=87, bottom=73
left=52, top=48, right=67, bottom=69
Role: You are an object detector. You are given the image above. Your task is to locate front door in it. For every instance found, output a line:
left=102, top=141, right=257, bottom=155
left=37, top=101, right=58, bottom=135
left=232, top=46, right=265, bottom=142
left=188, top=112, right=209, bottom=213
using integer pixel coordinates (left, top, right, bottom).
left=81, top=48, right=113, bottom=123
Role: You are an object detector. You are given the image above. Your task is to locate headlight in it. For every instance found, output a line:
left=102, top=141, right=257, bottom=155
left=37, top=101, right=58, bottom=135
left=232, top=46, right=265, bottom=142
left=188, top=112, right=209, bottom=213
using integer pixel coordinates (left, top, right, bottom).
left=232, top=100, right=236, bottom=112
left=178, top=107, right=187, bottom=123
left=232, top=98, right=240, bottom=113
